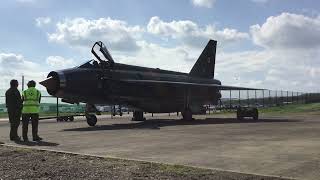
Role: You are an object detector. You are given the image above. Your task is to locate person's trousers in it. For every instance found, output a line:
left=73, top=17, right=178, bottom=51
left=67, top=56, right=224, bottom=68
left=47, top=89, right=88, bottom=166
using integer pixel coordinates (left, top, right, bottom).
left=22, top=113, right=39, bottom=140
left=8, top=110, right=21, bottom=140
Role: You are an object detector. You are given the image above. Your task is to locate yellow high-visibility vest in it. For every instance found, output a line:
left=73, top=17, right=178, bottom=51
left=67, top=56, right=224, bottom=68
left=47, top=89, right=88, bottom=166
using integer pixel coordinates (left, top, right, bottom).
left=22, top=87, right=41, bottom=114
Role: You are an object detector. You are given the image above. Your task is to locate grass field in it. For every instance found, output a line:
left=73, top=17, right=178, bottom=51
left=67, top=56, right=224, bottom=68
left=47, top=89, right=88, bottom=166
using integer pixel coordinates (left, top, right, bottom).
left=0, top=112, right=83, bottom=119
left=209, top=103, right=320, bottom=116
left=259, top=103, right=320, bottom=115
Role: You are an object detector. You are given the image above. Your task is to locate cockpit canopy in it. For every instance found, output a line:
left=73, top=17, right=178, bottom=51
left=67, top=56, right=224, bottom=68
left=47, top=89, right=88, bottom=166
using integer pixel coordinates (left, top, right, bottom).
left=78, top=60, right=98, bottom=68
left=91, top=41, right=114, bottom=64
left=79, top=41, right=115, bottom=69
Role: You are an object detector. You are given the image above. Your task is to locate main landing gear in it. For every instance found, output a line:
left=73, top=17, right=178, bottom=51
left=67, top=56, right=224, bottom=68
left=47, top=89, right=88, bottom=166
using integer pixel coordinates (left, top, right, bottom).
left=132, top=111, right=146, bottom=121
left=182, top=108, right=193, bottom=121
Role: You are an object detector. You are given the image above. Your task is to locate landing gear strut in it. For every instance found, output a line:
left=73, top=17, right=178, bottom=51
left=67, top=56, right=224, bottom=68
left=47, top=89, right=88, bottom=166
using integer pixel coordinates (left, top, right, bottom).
left=182, top=108, right=193, bottom=121
left=132, top=111, right=146, bottom=121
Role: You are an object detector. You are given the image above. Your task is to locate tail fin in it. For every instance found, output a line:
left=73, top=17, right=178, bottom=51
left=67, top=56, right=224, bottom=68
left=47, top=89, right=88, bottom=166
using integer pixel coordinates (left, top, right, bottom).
left=189, top=40, right=217, bottom=79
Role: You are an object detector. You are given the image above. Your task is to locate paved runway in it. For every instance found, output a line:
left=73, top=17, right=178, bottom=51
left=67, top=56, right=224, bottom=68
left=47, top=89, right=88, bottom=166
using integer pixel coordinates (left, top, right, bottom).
left=0, top=113, right=319, bottom=180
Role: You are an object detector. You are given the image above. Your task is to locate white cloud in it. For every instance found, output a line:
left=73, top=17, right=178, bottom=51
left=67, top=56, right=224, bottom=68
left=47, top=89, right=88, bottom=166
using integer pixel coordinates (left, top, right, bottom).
left=250, top=13, right=320, bottom=49
left=38, top=14, right=320, bottom=92
left=251, top=0, right=268, bottom=3
left=16, top=0, right=36, bottom=3
left=35, top=17, right=51, bottom=27
left=115, top=41, right=195, bottom=73
left=0, top=53, right=46, bottom=89
left=215, top=48, right=320, bottom=92
left=46, top=56, right=76, bottom=69
left=237, top=12, right=320, bottom=92
left=48, top=17, right=144, bottom=52
left=147, top=16, right=249, bottom=48
left=191, top=0, right=216, bottom=8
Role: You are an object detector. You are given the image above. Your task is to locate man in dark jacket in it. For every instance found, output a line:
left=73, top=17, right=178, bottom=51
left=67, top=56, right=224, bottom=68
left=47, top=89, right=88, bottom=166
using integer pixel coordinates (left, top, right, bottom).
left=5, top=79, right=22, bottom=141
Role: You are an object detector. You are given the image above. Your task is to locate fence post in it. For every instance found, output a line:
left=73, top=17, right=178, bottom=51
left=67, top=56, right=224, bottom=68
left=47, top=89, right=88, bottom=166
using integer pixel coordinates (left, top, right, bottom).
left=56, top=97, right=59, bottom=118
left=254, top=90, right=257, bottom=105
left=262, top=90, right=265, bottom=107
left=238, top=90, right=241, bottom=106
left=280, top=90, right=283, bottom=105
left=275, top=90, right=277, bottom=106
left=286, top=91, right=289, bottom=104
left=229, top=90, right=232, bottom=111
left=247, top=90, right=249, bottom=106
left=268, top=90, right=271, bottom=106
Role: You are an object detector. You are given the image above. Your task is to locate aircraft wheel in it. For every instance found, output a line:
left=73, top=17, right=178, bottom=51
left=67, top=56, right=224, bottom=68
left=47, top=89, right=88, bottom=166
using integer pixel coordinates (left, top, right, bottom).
left=132, top=111, right=145, bottom=121
left=86, top=114, right=97, bottom=126
left=69, top=116, right=74, bottom=122
left=182, top=109, right=193, bottom=121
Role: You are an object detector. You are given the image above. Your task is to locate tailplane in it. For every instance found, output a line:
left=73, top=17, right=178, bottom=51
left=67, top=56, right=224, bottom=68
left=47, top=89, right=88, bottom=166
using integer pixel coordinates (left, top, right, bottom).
left=189, top=40, right=217, bottom=79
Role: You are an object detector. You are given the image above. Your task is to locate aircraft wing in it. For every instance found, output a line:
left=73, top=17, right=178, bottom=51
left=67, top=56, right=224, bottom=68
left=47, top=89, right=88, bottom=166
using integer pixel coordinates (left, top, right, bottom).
left=120, top=79, right=263, bottom=90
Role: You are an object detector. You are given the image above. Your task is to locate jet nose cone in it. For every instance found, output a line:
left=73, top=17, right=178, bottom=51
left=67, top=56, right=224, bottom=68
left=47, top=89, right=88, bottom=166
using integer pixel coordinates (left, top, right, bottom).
left=40, top=77, right=57, bottom=90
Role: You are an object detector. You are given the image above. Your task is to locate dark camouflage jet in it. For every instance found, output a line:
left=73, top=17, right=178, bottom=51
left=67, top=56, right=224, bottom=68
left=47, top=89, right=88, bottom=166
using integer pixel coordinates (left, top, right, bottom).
left=40, top=40, right=258, bottom=126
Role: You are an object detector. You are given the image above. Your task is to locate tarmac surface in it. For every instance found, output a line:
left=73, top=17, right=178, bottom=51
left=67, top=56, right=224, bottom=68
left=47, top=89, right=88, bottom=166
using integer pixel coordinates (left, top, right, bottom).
left=0, top=113, right=319, bottom=180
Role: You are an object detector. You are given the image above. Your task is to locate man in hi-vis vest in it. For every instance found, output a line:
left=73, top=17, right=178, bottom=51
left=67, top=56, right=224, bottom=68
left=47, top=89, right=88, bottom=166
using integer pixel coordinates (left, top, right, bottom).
left=22, top=80, right=42, bottom=141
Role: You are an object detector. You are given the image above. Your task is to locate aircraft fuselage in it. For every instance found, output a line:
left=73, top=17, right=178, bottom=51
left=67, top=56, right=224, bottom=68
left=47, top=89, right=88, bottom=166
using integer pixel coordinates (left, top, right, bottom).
left=44, top=62, right=221, bottom=113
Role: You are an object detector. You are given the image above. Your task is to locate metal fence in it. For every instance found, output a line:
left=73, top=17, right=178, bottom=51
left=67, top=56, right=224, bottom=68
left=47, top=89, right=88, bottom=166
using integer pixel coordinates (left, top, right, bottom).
left=1, top=89, right=320, bottom=119
left=0, top=94, right=85, bottom=119
left=217, top=90, right=320, bottom=111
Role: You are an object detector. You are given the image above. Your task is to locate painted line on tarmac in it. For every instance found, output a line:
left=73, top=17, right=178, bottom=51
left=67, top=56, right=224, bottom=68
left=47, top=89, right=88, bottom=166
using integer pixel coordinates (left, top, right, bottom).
left=1, top=143, right=296, bottom=180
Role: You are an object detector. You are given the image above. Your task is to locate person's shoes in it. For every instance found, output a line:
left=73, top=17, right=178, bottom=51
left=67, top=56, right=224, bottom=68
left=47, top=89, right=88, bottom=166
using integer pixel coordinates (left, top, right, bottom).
left=13, top=137, right=21, bottom=142
left=10, top=136, right=21, bottom=141
left=33, top=137, right=43, bottom=141
left=23, top=138, right=29, bottom=142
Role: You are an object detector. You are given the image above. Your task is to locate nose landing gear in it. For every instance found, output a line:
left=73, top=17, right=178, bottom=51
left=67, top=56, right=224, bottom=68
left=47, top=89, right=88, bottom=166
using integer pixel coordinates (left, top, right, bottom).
left=86, top=114, right=97, bottom=126
left=182, top=108, right=193, bottom=121
left=132, top=111, right=146, bottom=121
left=85, top=103, right=99, bottom=126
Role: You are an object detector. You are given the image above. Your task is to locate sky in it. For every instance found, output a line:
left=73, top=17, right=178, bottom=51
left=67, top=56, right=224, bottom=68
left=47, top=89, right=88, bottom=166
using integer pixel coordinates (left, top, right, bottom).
left=0, top=0, right=320, bottom=92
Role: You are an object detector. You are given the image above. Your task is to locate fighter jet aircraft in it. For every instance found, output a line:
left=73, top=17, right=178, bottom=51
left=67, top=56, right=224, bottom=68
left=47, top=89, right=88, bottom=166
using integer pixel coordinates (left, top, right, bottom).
left=40, top=40, right=258, bottom=126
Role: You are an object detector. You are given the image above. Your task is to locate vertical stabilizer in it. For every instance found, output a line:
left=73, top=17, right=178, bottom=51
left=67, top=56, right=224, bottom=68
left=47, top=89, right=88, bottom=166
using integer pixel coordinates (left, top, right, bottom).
left=189, top=40, right=216, bottom=79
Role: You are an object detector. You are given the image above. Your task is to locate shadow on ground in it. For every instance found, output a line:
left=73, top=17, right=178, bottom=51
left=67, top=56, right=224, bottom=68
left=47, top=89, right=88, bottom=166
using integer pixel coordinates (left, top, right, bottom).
left=14, top=140, right=59, bottom=147
left=63, top=117, right=300, bottom=132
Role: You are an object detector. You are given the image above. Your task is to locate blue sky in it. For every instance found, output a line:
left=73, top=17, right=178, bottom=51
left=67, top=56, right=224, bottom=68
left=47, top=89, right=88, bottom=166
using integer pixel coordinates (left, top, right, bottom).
left=0, top=0, right=320, bottom=92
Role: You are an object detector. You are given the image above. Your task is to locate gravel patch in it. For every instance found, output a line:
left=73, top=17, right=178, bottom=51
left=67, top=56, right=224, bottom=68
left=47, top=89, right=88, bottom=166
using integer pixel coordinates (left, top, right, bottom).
left=0, top=145, right=293, bottom=180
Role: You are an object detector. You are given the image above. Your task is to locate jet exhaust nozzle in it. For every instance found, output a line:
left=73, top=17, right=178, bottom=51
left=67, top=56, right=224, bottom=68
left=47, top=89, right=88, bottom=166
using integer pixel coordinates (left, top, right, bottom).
left=40, top=71, right=65, bottom=96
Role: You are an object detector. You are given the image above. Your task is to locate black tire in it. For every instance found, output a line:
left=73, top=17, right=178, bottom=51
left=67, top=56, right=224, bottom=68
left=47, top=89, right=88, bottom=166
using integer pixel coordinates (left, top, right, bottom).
left=64, top=117, right=69, bottom=122
left=182, top=109, right=193, bottom=121
left=132, top=111, right=145, bottom=121
left=69, top=116, right=74, bottom=122
left=86, top=114, right=97, bottom=126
